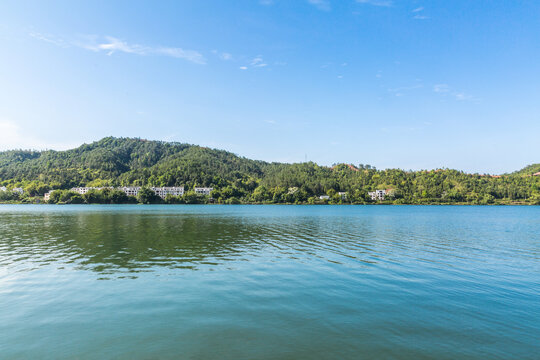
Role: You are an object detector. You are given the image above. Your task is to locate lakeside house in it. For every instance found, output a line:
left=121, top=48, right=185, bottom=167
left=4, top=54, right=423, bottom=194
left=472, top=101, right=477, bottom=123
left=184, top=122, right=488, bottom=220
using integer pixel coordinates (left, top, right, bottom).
left=118, top=187, right=141, bottom=197
left=13, top=188, right=24, bottom=194
left=368, top=189, right=387, bottom=201
left=319, top=195, right=330, bottom=200
left=338, top=192, right=347, bottom=199
left=194, top=187, right=213, bottom=196
left=151, top=187, right=184, bottom=198
left=71, top=187, right=113, bottom=195
left=54, top=186, right=185, bottom=200
left=44, top=190, right=53, bottom=201
left=0, top=186, right=6, bottom=192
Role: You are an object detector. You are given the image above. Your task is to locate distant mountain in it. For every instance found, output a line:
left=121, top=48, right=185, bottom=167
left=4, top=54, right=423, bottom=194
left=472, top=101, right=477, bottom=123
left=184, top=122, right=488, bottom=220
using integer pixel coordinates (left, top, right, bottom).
left=0, top=137, right=539, bottom=205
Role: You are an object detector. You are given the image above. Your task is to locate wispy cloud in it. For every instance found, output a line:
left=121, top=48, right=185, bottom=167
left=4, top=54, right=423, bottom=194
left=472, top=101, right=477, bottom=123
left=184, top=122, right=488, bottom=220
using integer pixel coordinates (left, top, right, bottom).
left=238, top=56, right=268, bottom=70
left=250, top=56, right=268, bottom=67
left=31, top=32, right=206, bottom=64
left=454, top=92, right=474, bottom=101
left=29, top=31, right=68, bottom=47
left=211, top=50, right=233, bottom=61
left=79, top=36, right=206, bottom=64
left=356, top=0, right=393, bottom=7
left=308, top=0, right=331, bottom=11
left=220, top=52, right=233, bottom=60
left=388, top=84, right=423, bottom=97
left=433, top=84, right=450, bottom=93
left=411, top=6, right=429, bottom=19
left=433, top=84, right=475, bottom=101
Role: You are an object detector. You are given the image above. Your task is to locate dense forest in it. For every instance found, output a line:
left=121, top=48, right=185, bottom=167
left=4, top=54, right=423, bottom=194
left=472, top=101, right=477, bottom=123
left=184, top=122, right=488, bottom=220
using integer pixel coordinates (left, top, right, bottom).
left=0, top=137, right=539, bottom=205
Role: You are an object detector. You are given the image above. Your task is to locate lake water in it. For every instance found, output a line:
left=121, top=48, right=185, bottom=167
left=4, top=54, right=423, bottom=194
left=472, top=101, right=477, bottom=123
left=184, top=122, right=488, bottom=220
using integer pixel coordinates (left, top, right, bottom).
left=0, top=205, right=539, bottom=359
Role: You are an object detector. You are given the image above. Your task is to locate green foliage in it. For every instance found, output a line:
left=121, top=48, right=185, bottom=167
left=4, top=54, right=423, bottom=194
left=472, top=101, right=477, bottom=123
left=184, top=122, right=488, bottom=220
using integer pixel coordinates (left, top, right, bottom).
left=513, top=163, right=540, bottom=176
left=1, top=137, right=539, bottom=205
left=0, top=190, right=19, bottom=202
left=47, top=188, right=137, bottom=204
left=137, top=187, right=161, bottom=204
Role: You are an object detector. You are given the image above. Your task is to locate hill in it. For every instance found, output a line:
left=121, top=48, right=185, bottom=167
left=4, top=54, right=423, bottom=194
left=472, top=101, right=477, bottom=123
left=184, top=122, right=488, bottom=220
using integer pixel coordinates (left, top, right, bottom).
left=514, top=164, right=540, bottom=176
left=0, top=137, right=539, bottom=205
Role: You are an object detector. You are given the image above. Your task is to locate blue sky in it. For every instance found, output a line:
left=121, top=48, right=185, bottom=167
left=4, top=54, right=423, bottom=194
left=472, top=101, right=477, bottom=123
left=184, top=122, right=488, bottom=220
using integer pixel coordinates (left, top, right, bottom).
left=0, top=0, right=539, bottom=173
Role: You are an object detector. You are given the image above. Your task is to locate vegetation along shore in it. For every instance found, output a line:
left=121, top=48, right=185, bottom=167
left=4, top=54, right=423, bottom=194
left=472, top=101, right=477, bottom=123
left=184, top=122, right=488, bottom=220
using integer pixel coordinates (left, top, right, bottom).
left=0, top=137, right=539, bottom=205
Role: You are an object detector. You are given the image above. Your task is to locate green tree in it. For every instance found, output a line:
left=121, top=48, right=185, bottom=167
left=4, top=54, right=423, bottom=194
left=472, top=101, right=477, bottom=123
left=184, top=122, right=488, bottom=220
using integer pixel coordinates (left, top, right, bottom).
left=137, top=187, right=160, bottom=204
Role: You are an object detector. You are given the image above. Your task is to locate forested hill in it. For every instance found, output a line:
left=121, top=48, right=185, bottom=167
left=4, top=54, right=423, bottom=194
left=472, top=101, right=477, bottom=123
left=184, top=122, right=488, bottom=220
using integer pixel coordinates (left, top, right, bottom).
left=0, top=137, right=266, bottom=188
left=513, top=163, right=540, bottom=176
left=0, top=137, right=539, bottom=205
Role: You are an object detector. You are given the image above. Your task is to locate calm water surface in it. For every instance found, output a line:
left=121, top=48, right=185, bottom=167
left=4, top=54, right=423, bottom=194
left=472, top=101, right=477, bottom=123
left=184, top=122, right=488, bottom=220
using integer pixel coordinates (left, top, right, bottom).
left=0, top=205, right=539, bottom=359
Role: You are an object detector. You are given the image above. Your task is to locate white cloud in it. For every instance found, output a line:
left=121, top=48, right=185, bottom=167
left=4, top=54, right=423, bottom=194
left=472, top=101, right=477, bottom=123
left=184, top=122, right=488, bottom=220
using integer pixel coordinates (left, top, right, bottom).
left=0, top=119, right=77, bottom=151
left=433, top=84, right=450, bottom=93
left=454, top=92, right=473, bottom=101
left=411, top=6, right=429, bottom=19
left=433, top=84, right=475, bottom=101
left=28, top=31, right=68, bottom=47
left=388, top=84, right=423, bottom=96
left=239, top=66, right=248, bottom=70
left=308, top=0, right=331, bottom=11
left=251, top=56, right=267, bottom=67
left=154, top=47, right=206, bottom=64
left=356, top=0, right=393, bottom=7
left=220, top=52, right=233, bottom=60
left=31, top=33, right=206, bottom=64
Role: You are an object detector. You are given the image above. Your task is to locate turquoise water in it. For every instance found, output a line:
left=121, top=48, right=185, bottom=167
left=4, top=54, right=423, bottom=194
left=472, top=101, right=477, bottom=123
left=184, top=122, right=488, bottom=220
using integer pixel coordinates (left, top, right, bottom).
left=0, top=205, right=539, bottom=359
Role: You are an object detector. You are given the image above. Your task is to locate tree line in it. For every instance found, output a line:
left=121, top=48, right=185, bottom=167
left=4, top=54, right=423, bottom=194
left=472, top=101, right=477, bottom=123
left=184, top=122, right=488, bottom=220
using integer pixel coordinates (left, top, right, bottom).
left=1, top=137, right=539, bottom=205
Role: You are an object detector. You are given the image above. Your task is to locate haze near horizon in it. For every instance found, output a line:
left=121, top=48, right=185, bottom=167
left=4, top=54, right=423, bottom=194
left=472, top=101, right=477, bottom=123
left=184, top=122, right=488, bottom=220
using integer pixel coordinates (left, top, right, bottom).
left=0, top=0, right=538, bottom=173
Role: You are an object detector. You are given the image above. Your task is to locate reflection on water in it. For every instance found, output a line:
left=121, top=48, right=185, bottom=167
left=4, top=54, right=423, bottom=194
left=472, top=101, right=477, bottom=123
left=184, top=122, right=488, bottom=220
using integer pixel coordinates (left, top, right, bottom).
left=2, top=205, right=538, bottom=276
left=0, top=205, right=539, bottom=359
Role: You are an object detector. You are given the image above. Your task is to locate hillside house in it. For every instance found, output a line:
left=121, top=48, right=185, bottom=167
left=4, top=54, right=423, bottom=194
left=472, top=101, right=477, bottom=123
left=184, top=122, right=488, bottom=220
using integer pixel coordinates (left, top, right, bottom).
left=118, top=187, right=141, bottom=197
left=194, top=187, right=213, bottom=196
left=368, top=189, right=387, bottom=201
left=151, top=187, right=184, bottom=199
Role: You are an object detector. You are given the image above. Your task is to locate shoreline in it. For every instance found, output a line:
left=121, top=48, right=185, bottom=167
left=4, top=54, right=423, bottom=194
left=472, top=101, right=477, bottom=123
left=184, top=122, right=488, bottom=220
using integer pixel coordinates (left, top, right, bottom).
left=0, top=202, right=537, bottom=206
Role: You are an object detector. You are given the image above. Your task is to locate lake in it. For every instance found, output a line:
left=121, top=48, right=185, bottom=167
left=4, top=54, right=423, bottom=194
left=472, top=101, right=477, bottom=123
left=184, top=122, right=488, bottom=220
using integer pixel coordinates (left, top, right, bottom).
left=0, top=205, right=539, bottom=359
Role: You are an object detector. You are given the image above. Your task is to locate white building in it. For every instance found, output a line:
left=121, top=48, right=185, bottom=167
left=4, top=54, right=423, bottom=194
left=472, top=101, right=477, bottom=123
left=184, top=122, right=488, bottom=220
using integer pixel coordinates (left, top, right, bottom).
left=12, top=187, right=24, bottom=194
left=368, top=189, right=387, bottom=201
left=338, top=192, right=347, bottom=199
left=70, top=187, right=114, bottom=195
left=44, top=190, right=55, bottom=201
left=151, top=187, right=184, bottom=199
left=71, top=187, right=91, bottom=195
left=194, top=187, right=213, bottom=196
left=0, top=186, right=6, bottom=192
left=118, top=187, right=141, bottom=197
left=319, top=195, right=330, bottom=200
left=288, top=187, right=299, bottom=195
